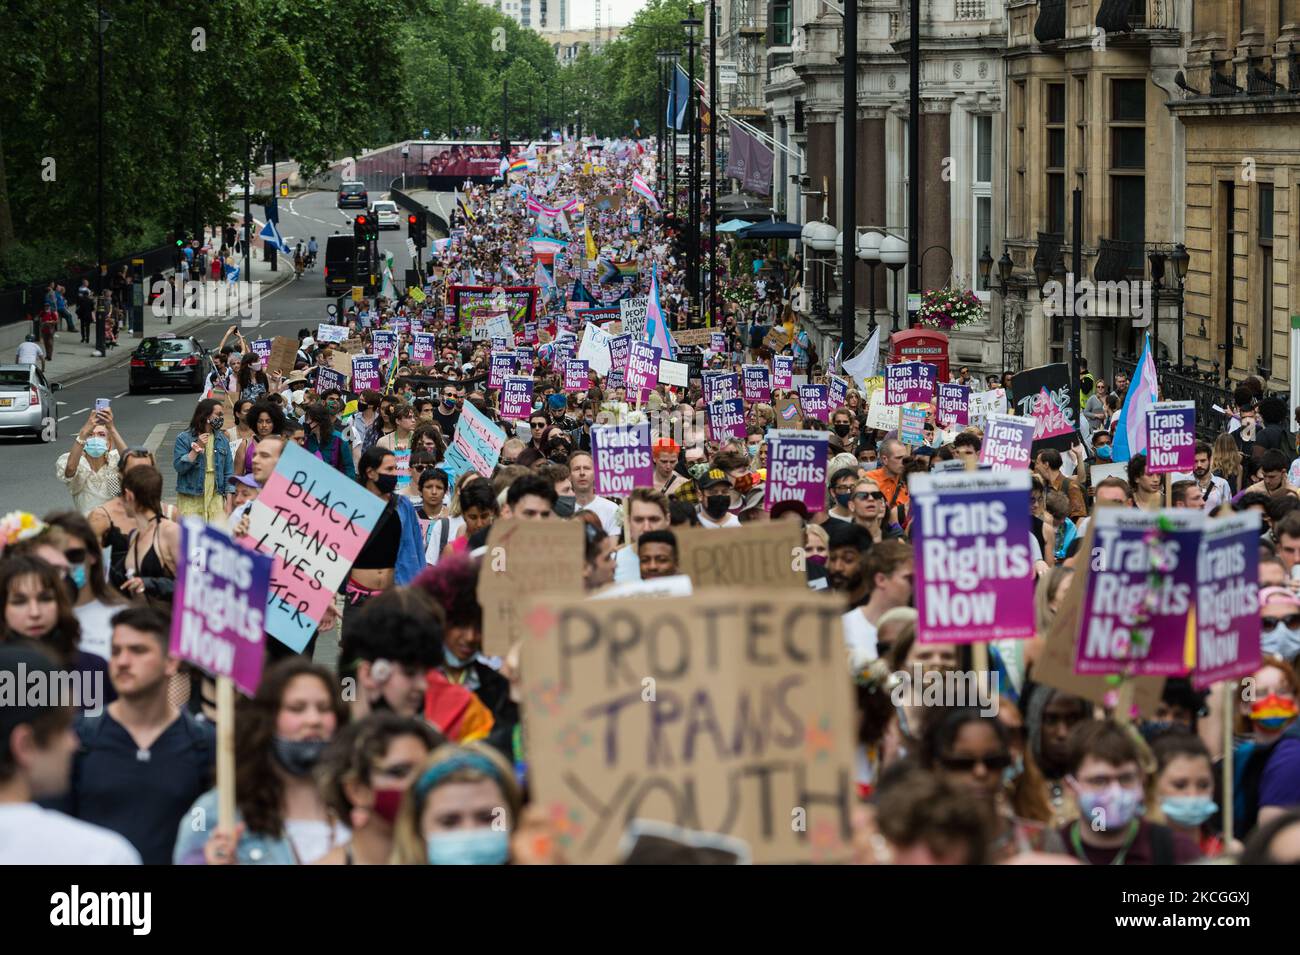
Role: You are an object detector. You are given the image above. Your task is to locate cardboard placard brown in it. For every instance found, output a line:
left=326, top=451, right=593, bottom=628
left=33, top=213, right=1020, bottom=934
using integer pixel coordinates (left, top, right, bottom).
left=763, top=327, right=788, bottom=352
left=329, top=351, right=354, bottom=379
left=675, top=522, right=806, bottom=591
left=519, top=588, right=856, bottom=863
left=477, top=518, right=586, bottom=657
left=268, top=336, right=298, bottom=377
left=775, top=396, right=803, bottom=428
left=673, top=327, right=714, bottom=347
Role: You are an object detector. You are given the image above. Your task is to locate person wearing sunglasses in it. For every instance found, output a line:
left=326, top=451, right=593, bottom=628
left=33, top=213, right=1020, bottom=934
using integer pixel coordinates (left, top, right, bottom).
left=919, top=708, right=1065, bottom=861
left=848, top=479, right=905, bottom=544
left=1260, top=586, right=1300, bottom=666
left=43, top=512, right=126, bottom=663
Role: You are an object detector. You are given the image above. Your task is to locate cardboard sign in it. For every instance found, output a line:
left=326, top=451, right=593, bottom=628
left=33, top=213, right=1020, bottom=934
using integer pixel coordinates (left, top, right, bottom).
left=937, top=382, right=970, bottom=428
left=703, top=371, right=740, bottom=404
left=798, top=384, right=830, bottom=423
left=591, top=422, right=653, bottom=496
left=773, top=354, right=794, bottom=391
left=900, top=406, right=928, bottom=447
left=669, top=327, right=712, bottom=347
left=411, top=332, right=436, bottom=364
left=564, top=359, right=591, bottom=392
left=866, top=391, right=901, bottom=432
left=885, top=362, right=938, bottom=405
left=979, top=414, right=1036, bottom=472
left=625, top=341, right=661, bottom=403
left=909, top=470, right=1036, bottom=644
left=239, top=442, right=386, bottom=652
left=742, top=364, right=772, bottom=404
left=764, top=430, right=829, bottom=512
left=706, top=398, right=747, bottom=442
left=1010, top=363, right=1078, bottom=453
left=171, top=519, right=273, bottom=697
left=352, top=355, right=382, bottom=393
left=675, top=522, right=806, bottom=591
left=1194, top=512, right=1262, bottom=689
left=520, top=588, right=856, bottom=864
left=659, top=359, right=689, bottom=388
left=441, top=399, right=507, bottom=485
left=619, top=295, right=649, bottom=339
left=268, top=336, right=298, bottom=377
left=500, top=375, right=534, bottom=420
left=1145, top=401, right=1196, bottom=475
left=775, top=396, right=803, bottom=427
left=317, top=323, right=349, bottom=344
left=1075, top=508, right=1203, bottom=677
left=478, top=518, right=585, bottom=657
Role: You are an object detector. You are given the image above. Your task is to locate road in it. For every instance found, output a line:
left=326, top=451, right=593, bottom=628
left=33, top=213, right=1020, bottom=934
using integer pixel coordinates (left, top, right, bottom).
left=0, top=189, right=442, bottom=517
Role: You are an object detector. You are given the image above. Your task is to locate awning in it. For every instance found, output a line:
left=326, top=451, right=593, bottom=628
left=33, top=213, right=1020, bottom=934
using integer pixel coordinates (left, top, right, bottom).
left=738, top=220, right=803, bottom=240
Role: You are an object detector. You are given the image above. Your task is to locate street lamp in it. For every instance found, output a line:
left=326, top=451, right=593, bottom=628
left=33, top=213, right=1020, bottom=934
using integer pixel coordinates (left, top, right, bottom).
left=1170, top=243, right=1190, bottom=367
left=94, top=7, right=112, bottom=357
left=982, top=246, right=1016, bottom=374
left=858, top=229, right=883, bottom=332
left=1148, top=248, right=1167, bottom=368
left=801, top=219, right=837, bottom=323
left=880, top=233, right=908, bottom=330
left=682, top=5, right=703, bottom=323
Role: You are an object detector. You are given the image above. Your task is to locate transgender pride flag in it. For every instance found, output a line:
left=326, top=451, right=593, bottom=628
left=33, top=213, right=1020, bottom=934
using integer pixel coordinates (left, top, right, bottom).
left=1113, top=334, right=1159, bottom=463
left=631, top=173, right=659, bottom=212
left=644, top=264, right=677, bottom=359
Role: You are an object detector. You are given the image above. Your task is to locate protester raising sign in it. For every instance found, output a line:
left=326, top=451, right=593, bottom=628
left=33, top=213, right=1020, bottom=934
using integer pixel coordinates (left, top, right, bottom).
left=1074, top=507, right=1203, bottom=676
left=488, top=352, right=514, bottom=391
left=885, top=362, right=938, bottom=405
left=866, top=391, right=901, bottom=432
left=578, top=322, right=615, bottom=375
left=618, top=295, right=649, bottom=339
left=764, top=430, right=829, bottom=512
left=937, top=383, right=970, bottom=428
left=351, top=356, right=382, bottom=393
left=411, top=332, right=436, bottom=364
left=251, top=339, right=272, bottom=366
left=591, top=422, right=653, bottom=496
left=798, top=384, right=830, bottom=422
left=519, top=589, right=856, bottom=863
left=1194, top=511, right=1261, bottom=689
left=979, top=414, right=1036, bottom=472
left=316, top=322, right=348, bottom=344
left=900, top=406, right=927, bottom=447
left=315, top=367, right=348, bottom=394
left=239, top=442, right=386, bottom=652
left=706, top=398, right=747, bottom=443
left=625, top=341, right=661, bottom=403
left=500, top=375, right=534, bottom=420
left=563, top=358, right=591, bottom=392
left=773, top=354, right=794, bottom=390
left=828, top=374, right=849, bottom=408
left=742, top=364, right=772, bottom=404
left=703, top=371, right=740, bottom=404
left=1010, top=363, right=1077, bottom=452
left=171, top=519, right=273, bottom=697
left=1145, top=400, right=1196, bottom=475
left=606, top=334, right=632, bottom=390
left=909, top=470, right=1035, bottom=644
left=441, top=399, right=507, bottom=485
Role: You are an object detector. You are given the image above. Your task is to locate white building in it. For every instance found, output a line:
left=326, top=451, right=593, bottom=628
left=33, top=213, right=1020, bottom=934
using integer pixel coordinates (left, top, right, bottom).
left=484, top=0, right=567, bottom=31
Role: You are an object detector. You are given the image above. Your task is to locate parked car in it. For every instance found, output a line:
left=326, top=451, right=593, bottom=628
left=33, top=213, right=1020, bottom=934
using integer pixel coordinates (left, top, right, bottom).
left=128, top=335, right=209, bottom=394
left=0, top=364, right=61, bottom=442
left=338, top=181, right=369, bottom=209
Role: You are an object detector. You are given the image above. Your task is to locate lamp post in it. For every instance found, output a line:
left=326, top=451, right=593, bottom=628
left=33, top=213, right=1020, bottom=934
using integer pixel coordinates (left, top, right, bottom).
left=841, top=0, right=858, bottom=354
left=858, top=229, right=883, bottom=333
left=801, top=218, right=837, bottom=326
left=682, top=5, right=703, bottom=321
left=709, top=0, right=719, bottom=327
left=1170, top=242, right=1190, bottom=368
left=880, top=233, right=909, bottom=331
left=94, top=7, right=112, bottom=357
left=447, top=58, right=453, bottom=138
left=981, top=245, right=1015, bottom=374
left=907, top=0, right=920, bottom=301
left=1148, top=247, right=1167, bottom=369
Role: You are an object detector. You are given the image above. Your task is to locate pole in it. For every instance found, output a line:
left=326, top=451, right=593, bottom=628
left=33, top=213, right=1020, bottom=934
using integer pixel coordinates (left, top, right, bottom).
left=657, top=61, right=664, bottom=203
left=842, top=0, right=857, bottom=354
left=447, top=58, right=453, bottom=138
left=1071, top=187, right=1082, bottom=426
left=709, top=1, right=718, bottom=329
left=94, top=11, right=106, bottom=356
left=906, top=0, right=920, bottom=313
left=269, top=144, right=278, bottom=272
left=242, top=134, right=251, bottom=288
left=670, top=79, right=678, bottom=216
left=502, top=78, right=510, bottom=156
left=687, top=7, right=700, bottom=322
left=1222, top=680, right=1235, bottom=845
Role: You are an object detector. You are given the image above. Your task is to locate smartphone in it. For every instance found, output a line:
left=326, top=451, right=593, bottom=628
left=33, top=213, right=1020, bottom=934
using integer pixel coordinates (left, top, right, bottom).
left=95, top=398, right=110, bottom=413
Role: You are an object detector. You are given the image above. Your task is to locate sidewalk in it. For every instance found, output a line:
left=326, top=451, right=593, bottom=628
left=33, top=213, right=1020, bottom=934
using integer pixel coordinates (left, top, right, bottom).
left=5, top=238, right=297, bottom=387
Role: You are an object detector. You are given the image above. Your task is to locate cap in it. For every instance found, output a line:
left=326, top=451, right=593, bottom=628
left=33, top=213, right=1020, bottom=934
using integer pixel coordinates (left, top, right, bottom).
left=227, top=474, right=261, bottom=490
left=697, top=468, right=731, bottom=490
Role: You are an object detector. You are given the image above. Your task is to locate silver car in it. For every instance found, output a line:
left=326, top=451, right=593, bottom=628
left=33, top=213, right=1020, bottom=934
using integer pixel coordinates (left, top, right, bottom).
left=0, top=364, right=61, bottom=442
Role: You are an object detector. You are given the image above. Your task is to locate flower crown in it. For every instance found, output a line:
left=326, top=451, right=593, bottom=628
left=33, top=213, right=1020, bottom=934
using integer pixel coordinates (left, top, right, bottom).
left=0, top=511, right=47, bottom=557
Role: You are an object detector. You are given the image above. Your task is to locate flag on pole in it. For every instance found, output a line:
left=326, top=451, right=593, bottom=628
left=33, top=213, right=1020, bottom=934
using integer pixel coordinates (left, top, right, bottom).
left=1112, top=334, right=1159, bottom=462
left=842, top=326, right=881, bottom=390
left=828, top=343, right=842, bottom=377
left=585, top=223, right=598, bottom=263
left=259, top=219, right=292, bottom=254
left=630, top=173, right=659, bottom=212
left=667, top=65, right=690, bottom=131
left=644, top=264, right=677, bottom=360
left=534, top=261, right=556, bottom=299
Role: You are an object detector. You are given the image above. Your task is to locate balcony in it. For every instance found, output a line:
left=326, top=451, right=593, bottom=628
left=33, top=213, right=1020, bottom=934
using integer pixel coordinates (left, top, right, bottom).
left=1093, top=237, right=1142, bottom=282
left=955, top=0, right=987, bottom=19
left=1034, top=0, right=1065, bottom=43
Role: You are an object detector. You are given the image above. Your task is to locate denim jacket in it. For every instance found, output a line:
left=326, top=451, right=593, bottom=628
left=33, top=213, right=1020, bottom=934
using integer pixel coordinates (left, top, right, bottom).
left=391, top=493, right=427, bottom=586
left=173, top=788, right=298, bottom=865
left=173, top=429, right=233, bottom=498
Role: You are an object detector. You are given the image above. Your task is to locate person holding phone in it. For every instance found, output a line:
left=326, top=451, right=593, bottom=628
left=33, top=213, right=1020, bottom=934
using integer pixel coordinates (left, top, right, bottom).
left=172, top=399, right=232, bottom=523
left=57, top=408, right=127, bottom=513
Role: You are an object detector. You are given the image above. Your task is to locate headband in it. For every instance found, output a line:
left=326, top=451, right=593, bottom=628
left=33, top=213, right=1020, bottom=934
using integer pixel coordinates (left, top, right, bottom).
left=414, top=751, right=505, bottom=800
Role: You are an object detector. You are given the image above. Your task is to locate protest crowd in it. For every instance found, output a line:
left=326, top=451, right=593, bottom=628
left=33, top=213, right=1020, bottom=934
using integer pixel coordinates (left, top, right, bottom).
left=1, top=136, right=1295, bottom=869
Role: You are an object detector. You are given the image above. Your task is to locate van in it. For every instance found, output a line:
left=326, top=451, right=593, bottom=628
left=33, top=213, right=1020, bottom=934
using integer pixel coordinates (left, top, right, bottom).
left=324, top=235, right=354, bottom=296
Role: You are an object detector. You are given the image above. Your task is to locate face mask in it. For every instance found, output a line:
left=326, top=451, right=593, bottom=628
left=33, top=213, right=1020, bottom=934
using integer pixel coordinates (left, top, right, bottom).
left=533, top=399, right=543, bottom=410
left=833, top=423, right=852, bottom=438
left=1001, top=754, right=1025, bottom=787
left=704, top=495, right=731, bottom=519
left=1262, top=626, right=1300, bottom=664
left=426, top=827, right=510, bottom=865
left=370, top=787, right=405, bottom=826
left=1251, top=693, right=1299, bottom=731
left=1074, top=784, right=1143, bottom=831
left=443, top=644, right=471, bottom=670
left=835, top=492, right=852, bottom=508
left=808, top=554, right=826, bottom=566
left=554, top=495, right=576, bottom=518
left=443, top=395, right=457, bottom=407
left=1138, top=720, right=1175, bottom=743
left=1160, top=795, right=1217, bottom=828
left=210, top=416, right=224, bottom=431
left=84, top=437, right=109, bottom=458
left=1095, top=445, right=1113, bottom=460
left=68, top=564, right=87, bottom=591
left=271, top=737, right=328, bottom=777
left=374, top=473, right=399, bottom=495
left=549, top=448, right=571, bottom=463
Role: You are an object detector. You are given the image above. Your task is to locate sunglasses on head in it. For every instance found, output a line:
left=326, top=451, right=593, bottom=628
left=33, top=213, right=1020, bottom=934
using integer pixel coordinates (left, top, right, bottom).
left=1262, top=614, right=1300, bottom=631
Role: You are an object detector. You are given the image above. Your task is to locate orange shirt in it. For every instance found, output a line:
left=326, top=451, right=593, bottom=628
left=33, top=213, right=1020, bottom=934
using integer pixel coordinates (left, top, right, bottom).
left=865, top=467, right=909, bottom=507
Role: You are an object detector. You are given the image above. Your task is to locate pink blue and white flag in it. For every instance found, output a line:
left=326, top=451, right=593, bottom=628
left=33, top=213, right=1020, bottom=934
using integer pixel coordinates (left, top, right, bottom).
left=1112, top=334, right=1159, bottom=462
left=644, top=264, right=677, bottom=359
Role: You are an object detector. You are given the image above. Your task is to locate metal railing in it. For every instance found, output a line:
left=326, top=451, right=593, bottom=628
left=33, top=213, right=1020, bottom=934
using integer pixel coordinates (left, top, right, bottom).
left=1110, top=354, right=1233, bottom=441
left=1093, top=237, right=1143, bottom=282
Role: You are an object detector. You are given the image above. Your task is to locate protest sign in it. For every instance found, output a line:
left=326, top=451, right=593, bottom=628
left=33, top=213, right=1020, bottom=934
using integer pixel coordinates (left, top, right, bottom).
left=489, top=352, right=514, bottom=391
left=625, top=341, right=661, bottom=403
left=618, top=295, right=649, bottom=339
left=1145, top=401, right=1196, bottom=475
left=520, top=588, right=856, bottom=863
left=441, top=399, right=507, bottom=485
left=828, top=374, right=849, bottom=408
left=523, top=320, right=538, bottom=344
left=706, top=398, right=747, bottom=443
left=764, top=430, right=829, bottom=512
left=979, top=414, right=1035, bottom=471
left=773, top=354, right=794, bottom=390
left=606, top=334, right=632, bottom=389
left=937, top=383, right=970, bottom=428
left=885, top=362, right=938, bottom=405
left=659, top=359, right=688, bottom=388
left=674, top=522, right=808, bottom=591
left=1194, top=512, right=1261, bottom=689
left=450, top=285, right=538, bottom=337
left=1010, top=363, right=1077, bottom=452
left=1074, top=507, right=1203, bottom=676
left=591, top=422, right=653, bottom=496
left=513, top=348, right=535, bottom=376
left=775, top=396, right=803, bottom=427
left=351, top=356, right=382, bottom=393
left=239, top=442, right=386, bottom=652
left=251, top=338, right=272, bottom=366
left=900, top=406, right=928, bottom=447
left=710, top=331, right=727, bottom=353
left=328, top=350, right=354, bottom=379
left=317, top=323, right=349, bottom=344
left=798, top=384, right=830, bottom=422
left=491, top=335, right=512, bottom=351
left=478, top=519, right=585, bottom=657
left=268, top=337, right=298, bottom=377
left=909, top=470, right=1036, bottom=644
left=314, top=366, right=348, bottom=394
left=742, top=364, right=772, bottom=404
left=564, top=359, right=591, bottom=392
left=968, top=388, right=1007, bottom=430
left=500, top=375, right=534, bottom=420
left=668, top=327, right=712, bottom=347
left=703, top=371, right=739, bottom=404
left=866, top=391, right=901, bottom=432
left=171, top=519, right=272, bottom=697
left=411, top=332, right=436, bottom=364
left=372, top=330, right=397, bottom=362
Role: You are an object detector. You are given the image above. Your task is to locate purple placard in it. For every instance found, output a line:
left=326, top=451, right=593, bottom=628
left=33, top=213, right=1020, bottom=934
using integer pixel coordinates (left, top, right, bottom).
left=742, top=364, right=772, bottom=403
left=412, top=332, right=436, bottom=364
left=910, top=471, right=1036, bottom=645
left=1194, top=512, right=1262, bottom=689
left=251, top=338, right=273, bottom=365
left=513, top=348, right=534, bottom=376
left=1075, top=508, right=1204, bottom=676
left=773, top=355, right=794, bottom=390
left=500, top=375, right=534, bottom=420
left=372, top=330, right=397, bottom=362
left=706, top=398, right=747, bottom=442
left=1145, top=401, right=1196, bottom=475
left=491, top=335, right=512, bottom=351
left=764, top=430, right=830, bottom=513
left=564, top=359, right=591, bottom=392
left=885, top=362, right=938, bottom=405
left=828, top=374, right=849, bottom=408
left=591, top=422, right=654, bottom=496
left=606, top=334, right=632, bottom=390
left=555, top=336, right=577, bottom=364
left=978, top=414, right=1035, bottom=472
left=710, top=332, right=727, bottom=353
left=524, top=320, right=538, bottom=344
left=703, top=371, right=740, bottom=404
left=315, top=367, right=347, bottom=393
left=798, top=384, right=830, bottom=423
left=489, top=352, right=514, bottom=391
left=937, top=382, right=970, bottom=428
left=625, top=341, right=661, bottom=402
left=351, top=356, right=382, bottom=393
left=170, top=519, right=273, bottom=698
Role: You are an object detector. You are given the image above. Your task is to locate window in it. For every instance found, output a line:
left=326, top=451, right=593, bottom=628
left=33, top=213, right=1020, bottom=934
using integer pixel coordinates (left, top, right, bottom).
left=770, top=0, right=792, bottom=46
left=973, top=115, right=993, bottom=292
left=1260, top=183, right=1275, bottom=373
left=1109, top=79, right=1146, bottom=273
left=1013, top=80, right=1026, bottom=238
left=1046, top=83, right=1066, bottom=236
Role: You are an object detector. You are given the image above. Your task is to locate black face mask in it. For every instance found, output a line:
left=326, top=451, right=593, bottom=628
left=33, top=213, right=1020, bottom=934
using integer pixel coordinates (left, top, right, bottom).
left=271, top=737, right=328, bottom=777
left=373, top=473, right=399, bottom=494
left=833, top=423, right=852, bottom=438
left=554, top=495, right=576, bottom=518
left=704, top=495, right=731, bottom=519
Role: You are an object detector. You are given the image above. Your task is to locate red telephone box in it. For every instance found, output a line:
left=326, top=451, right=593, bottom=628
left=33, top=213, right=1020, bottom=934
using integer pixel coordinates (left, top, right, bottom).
left=888, top=329, right=950, bottom=382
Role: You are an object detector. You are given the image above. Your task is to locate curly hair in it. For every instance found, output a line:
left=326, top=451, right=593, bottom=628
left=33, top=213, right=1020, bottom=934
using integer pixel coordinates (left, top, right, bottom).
left=411, top=554, right=483, bottom=631
left=317, top=713, right=443, bottom=823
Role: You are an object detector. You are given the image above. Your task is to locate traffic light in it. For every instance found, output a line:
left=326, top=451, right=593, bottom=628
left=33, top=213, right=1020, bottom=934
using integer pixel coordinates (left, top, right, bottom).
left=354, top=215, right=368, bottom=245
left=407, top=210, right=427, bottom=247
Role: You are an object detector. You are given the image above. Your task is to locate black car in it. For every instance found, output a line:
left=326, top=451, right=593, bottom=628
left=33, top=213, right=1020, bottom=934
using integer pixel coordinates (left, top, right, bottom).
left=337, top=181, right=368, bottom=209
left=128, top=336, right=210, bottom=394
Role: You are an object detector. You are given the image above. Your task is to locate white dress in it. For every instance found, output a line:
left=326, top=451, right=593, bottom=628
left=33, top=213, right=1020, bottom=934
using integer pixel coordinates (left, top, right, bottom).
left=55, top=450, right=121, bottom=513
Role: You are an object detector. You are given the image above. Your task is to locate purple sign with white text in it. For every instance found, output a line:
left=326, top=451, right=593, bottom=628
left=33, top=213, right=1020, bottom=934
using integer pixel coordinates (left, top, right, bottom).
left=591, top=422, right=654, bottom=496
left=513, top=348, right=534, bottom=376
left=1145, top=401, right=1196, bottom=475
left=489, top=352, right=514, bottom=391
left=798, top=384, right=830, bottom=423
left=707, top=398, right=747, bottom=442
left=773, top=355, right=794, bottom=390
left=351, top=356, right=382, bottom=393
left=828, top=375, right=849, bottom=408
left=607, top=334, right=632, bottom=390
left=743, top=364, right=772, bottom=404
left=764, top=431, right=829, bottom=513
left=625, top=341, right=661, bottom=402
left=412, top=332, right=436, bottom=364
left=703, top=371, right=739, bottom=404
left=885, top=362, right=938, bottom=405
left=372, top=330, right=397, bottom=362
left=937, top=382, right=970, bottom=428
left=710, top=332, right=727, bottom=353
left=564, top=359, right=590, bottom=392
left=500, top=375, right=534, bottom=420
left=978, top=414, right=1035, bottom=472
left=1194, top=512, right=1261, bottom=689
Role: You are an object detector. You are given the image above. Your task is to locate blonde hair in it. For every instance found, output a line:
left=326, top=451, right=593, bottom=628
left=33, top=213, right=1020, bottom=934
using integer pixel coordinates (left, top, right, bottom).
left=804, top=523, right=829, bottom=548
left=1211, top=432, right=1242, bottom=484
left=1035, top=565, right=1074, bottom=638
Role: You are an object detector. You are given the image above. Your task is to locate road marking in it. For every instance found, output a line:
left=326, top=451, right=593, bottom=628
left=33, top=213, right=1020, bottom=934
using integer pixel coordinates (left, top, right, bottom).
left=73, top=407, right=89, bottom=414
left=114, top=391, right=127, bottom=398
left=57, top=416, right=70, bottom=422
left=143, top=423, right=171, bottom=455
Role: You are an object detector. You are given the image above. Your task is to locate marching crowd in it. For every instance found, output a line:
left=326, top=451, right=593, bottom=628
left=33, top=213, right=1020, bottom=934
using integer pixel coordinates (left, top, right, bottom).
left=2, top=137, right=1299, bottom=868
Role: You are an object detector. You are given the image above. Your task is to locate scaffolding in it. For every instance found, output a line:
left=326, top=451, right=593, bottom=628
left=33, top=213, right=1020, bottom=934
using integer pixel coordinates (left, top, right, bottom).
left=722, top=0, right=767, bottom=119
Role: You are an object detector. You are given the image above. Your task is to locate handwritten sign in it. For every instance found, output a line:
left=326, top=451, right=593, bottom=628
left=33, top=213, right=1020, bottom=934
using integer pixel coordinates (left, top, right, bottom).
left=478, top=519, right=585, bottom=657
left=618, top=295, right=649, bottom=339
left=764, top=430, right=829, bottom=512
left=578, top=322, right=615, bottom=376
left=316, top=323, right=348, bottom=344
left=441, top=399, right=507, bottom=485
left=866, top=391, right=900, bottom=432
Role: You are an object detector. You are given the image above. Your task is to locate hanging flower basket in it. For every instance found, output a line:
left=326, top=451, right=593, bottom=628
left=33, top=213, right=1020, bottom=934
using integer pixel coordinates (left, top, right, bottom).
left=916, top=286, right=984, bottom=331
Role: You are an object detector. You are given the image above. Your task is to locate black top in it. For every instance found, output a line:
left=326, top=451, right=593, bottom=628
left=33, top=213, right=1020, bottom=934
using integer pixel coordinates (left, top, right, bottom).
left=352, top=499, right=401, bottom=570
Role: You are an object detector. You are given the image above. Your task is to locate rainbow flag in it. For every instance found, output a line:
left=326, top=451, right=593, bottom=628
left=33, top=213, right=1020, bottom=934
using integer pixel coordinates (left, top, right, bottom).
left=508, top=157, right=529, bottom=175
